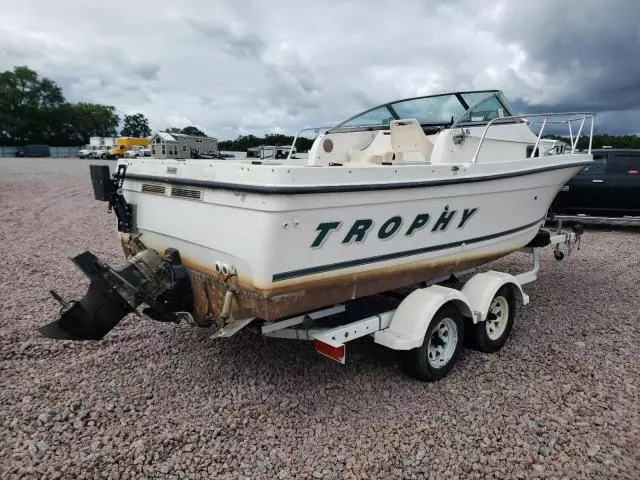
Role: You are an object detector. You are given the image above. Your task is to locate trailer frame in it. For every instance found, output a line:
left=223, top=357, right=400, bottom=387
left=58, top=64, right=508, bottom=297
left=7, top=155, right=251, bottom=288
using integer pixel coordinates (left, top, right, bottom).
left=211, top=224, right=582, bottom=379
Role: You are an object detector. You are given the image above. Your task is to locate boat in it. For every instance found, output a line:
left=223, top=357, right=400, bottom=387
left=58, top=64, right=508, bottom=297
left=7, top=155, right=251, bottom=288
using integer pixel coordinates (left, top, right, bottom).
left=39, top=89, right=595, bottom=342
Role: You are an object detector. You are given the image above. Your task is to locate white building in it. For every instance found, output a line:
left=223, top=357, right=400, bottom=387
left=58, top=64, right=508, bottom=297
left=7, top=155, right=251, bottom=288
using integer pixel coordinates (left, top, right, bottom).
left=150, top=132, right=218, bottom=159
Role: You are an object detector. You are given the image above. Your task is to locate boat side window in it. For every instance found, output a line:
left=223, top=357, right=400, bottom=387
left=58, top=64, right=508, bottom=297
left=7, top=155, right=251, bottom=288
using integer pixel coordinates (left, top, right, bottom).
left=457, top=95, right=508, bottom=124
left=461, top=92, right=494, bottom=108
left=579, top=154, right=607, bottom=175
left=607, top=153, right=640, bottom=175
left=337, top=106, right=395, bottom=129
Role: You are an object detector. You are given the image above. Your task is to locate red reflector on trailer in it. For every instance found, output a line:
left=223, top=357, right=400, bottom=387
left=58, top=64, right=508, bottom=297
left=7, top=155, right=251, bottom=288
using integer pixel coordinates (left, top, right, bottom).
left=628, top=169, right=638, bottom=175
left=313, top=340, right=345, bottom=364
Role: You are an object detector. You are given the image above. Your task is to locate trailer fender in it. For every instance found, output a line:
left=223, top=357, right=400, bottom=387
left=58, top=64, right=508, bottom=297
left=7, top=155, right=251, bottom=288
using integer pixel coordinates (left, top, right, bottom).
left=461, top=271, right=528, bottom=323
left=374, top=285, right=473, bottom=351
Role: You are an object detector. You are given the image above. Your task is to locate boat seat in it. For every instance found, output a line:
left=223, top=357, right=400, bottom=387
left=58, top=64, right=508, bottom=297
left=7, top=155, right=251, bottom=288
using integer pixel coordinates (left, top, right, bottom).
left=347, top=131, right=394, bottom=165
left=389, top=119, right=434, bottom=163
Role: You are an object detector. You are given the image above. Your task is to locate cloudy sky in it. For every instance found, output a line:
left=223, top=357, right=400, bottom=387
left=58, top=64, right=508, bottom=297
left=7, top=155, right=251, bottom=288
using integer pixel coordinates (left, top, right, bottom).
left=0, top=0, right=639, bottom=139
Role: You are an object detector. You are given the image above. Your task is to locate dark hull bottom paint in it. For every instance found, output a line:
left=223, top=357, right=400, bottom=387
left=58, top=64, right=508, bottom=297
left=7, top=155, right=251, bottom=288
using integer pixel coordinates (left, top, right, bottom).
left=123, top=238, right=522, bottom=326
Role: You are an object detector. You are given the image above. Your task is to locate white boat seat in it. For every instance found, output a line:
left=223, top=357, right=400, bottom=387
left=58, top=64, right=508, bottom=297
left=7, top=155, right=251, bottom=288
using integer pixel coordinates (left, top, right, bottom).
left=389, top=119, right=434, bottom=163
left=347, top=131, right=394, bottom=165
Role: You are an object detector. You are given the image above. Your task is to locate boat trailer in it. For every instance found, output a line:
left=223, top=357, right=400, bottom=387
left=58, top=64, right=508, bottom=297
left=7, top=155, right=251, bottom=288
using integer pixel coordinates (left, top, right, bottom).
left=209, top=224, right=583, bottom=380
left=38, top=164, right=584, bottom=380
left=39, top=221, right=582, bottom=381
left=40, top=217, right=582, bottom=380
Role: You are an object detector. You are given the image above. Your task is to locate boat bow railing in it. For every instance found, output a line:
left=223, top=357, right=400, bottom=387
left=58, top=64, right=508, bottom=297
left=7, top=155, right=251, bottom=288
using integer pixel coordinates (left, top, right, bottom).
left=286, top=126, right=335, bottom=160
left=472, top=112, right=596, bottom=163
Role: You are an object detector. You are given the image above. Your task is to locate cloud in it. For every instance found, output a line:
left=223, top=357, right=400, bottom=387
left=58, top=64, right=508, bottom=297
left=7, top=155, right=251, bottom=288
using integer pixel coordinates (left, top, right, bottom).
left=481, top=0, right=640, bottom=131
left=184, top=18, right=266, bottom=60
left=0, top=0, right=638, bottom=138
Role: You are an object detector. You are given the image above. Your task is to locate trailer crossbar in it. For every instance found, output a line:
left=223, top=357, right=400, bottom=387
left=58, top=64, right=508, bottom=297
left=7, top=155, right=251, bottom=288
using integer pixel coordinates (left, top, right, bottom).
left=214, top=228, right=580, bottom=348
left=312, top=311, right=394, bottom=348
left=260, top=304, right=345, bottom=334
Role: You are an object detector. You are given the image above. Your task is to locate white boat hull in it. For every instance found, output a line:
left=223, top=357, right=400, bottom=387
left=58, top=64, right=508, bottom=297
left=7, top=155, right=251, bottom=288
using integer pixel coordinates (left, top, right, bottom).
left=118, top=157, right=588, bottom=322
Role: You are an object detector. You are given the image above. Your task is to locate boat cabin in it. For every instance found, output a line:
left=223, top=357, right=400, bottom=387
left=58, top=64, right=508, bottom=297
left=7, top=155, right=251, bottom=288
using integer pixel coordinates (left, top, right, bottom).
left=306, top=90, right=565, bottom=167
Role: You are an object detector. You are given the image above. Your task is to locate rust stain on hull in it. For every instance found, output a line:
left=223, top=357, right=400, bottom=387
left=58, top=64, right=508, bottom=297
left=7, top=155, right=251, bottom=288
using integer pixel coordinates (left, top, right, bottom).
left=121, top=235, right=518, bottom=324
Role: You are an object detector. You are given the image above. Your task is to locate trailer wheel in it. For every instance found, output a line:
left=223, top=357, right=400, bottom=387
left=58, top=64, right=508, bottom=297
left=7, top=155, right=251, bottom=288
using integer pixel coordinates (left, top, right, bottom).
left=472, top=286, right=515, bottom=353
left=403, top=305, right=464, bottom=381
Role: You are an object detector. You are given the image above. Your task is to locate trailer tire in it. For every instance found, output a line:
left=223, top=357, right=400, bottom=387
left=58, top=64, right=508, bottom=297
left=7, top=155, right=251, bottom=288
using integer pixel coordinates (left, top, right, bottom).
left=402, top=305, right=464, bottom=382
left=471, top=286, right=515, bottom=353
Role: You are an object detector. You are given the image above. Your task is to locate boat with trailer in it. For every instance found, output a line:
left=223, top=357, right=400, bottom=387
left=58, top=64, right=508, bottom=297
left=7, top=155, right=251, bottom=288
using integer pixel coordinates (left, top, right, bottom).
left=40, top=89, right=594, bottom=380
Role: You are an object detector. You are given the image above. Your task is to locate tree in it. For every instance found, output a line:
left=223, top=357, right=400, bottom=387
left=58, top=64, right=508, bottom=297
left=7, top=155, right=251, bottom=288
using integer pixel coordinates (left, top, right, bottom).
left=181, top=125, right=206, bottom=137
left=0, top=65, right=123, bottom=146
left=66, top=103, right=119, bottom=144
left=0, top=66, right=65, bottom=145
left=162, top=125, right=207, bottom=136
left=218, top=133, right=315, bottom=152
left=120, top=113, right=151, bottom=138
left=544, top=133, right=640, bottom=150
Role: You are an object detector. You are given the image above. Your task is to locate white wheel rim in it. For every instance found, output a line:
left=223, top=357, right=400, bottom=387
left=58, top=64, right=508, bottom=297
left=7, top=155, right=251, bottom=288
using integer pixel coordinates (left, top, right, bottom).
left=427, top=317, right=458, bottom=368
left=486, top=296, right=509, bottom=341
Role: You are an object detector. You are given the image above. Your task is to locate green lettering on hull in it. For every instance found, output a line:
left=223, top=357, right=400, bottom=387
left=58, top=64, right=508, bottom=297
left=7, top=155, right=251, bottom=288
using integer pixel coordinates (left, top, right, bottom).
left=309, top=206, right=479, bottom=248
left=342, top=219, right=373, bottom=244
left=311, top=221, right=341, bottom=248
left=405, top=214, right=430, bottom=236
left=431, top=208, right=457, bottom=232
left=458, top=208, right=478, bottom=229
left=378, top=216, right=403, bottom=239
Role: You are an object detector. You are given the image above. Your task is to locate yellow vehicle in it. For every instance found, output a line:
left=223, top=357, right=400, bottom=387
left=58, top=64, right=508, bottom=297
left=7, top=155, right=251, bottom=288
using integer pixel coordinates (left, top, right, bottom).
left=109, top=137, right=149, bottom=159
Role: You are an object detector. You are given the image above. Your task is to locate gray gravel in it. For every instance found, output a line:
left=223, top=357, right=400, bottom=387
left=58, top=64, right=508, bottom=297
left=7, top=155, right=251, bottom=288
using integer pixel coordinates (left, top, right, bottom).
left=1, top=157, right=639, bottom=480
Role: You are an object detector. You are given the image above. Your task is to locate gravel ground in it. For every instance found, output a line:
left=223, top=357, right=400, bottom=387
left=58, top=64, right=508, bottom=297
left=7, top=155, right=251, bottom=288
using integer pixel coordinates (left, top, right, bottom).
left=1, top=157, right=639, bottom=480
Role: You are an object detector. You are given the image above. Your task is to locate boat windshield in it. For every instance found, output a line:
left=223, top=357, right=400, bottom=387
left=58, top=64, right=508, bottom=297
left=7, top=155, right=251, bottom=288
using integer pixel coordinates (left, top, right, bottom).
left=330, top=90, right=514, bottom=132
left=454, top=93, right=509, bottom=124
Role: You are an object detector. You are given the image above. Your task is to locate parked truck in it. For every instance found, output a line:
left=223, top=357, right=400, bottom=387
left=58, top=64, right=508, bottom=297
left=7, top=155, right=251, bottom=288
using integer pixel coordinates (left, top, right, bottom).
left=78, top=145, right=100, bottom=159
left=89, top=137, right=117, bottom=148
left=15, top=145, right=51, bottom=157
left=108, top=137, right=149, bottom=159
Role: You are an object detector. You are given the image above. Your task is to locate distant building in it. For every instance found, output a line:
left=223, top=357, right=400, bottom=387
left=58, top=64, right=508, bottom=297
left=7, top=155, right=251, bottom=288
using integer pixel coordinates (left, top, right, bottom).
left=150, top=132, right=218, bottom=159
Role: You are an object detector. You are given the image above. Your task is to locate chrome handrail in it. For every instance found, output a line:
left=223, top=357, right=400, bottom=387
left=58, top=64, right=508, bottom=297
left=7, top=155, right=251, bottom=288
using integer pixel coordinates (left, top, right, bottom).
left=471, top=112, right=596, bottom=163
left=286, top=126, right=334, bottom=160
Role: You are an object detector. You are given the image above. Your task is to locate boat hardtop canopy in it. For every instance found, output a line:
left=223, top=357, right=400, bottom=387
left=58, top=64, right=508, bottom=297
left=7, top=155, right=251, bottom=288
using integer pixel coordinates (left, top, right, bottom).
left=330, top=89, right=517, bottom=133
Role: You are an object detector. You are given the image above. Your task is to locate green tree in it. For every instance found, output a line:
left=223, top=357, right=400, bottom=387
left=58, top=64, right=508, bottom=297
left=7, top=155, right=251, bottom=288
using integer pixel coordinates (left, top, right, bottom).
left=0, top=66, right=65, bottom=145
left=218, top=133, right=315, bottom=152
left=181, top=125, right=206, bottom=137
left=120, top=113, right=151, bottom=137
left=544, top=134, right=640, bottom=150
left=67, top=103, right=119, bottom=143
left=164, top=127, right=182, bottom=134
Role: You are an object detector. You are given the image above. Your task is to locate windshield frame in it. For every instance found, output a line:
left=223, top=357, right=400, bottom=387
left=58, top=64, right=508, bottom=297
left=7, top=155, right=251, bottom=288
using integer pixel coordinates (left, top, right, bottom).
left=329, top=89, right=515, bottom=133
